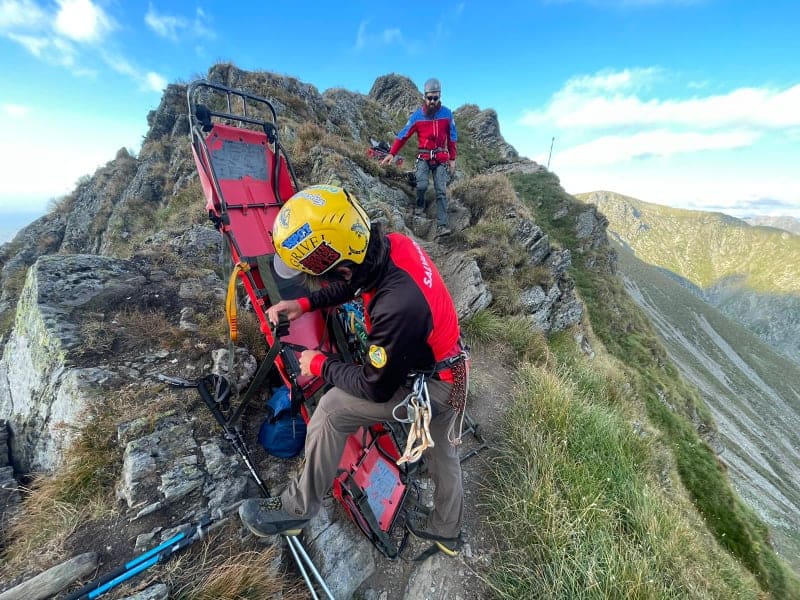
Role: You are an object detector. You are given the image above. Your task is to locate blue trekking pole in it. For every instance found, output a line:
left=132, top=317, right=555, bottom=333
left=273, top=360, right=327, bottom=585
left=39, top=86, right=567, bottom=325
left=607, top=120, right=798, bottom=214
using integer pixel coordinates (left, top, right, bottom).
left=62, top=514, right=224, bottom=600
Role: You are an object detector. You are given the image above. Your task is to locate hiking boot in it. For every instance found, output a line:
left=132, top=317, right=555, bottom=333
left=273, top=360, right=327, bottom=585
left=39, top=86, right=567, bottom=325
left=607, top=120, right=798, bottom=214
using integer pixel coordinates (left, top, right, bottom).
left=413, top=205, right=425, bottom=217
left=238, top=497, right=308, bottom=537
left=406, top=512, right=463, bottom=556
left=436, top=225, right=452, bottom=237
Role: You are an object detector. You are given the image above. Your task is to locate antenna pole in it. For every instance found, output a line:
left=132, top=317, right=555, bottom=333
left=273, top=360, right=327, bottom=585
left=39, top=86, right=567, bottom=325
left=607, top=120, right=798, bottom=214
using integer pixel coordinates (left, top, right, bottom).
left=547, top=136, right=555, bottom=169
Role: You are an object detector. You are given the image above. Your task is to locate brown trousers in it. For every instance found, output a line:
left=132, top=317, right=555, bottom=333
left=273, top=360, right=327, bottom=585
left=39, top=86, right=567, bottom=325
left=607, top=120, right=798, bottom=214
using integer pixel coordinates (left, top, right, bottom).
left=280, top=378, right=464, bottom=538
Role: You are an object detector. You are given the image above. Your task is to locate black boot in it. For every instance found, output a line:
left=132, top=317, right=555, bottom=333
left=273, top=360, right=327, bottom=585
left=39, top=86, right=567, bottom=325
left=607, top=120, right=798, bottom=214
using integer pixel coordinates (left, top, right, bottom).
left=239, top=497, right=308, bottom=537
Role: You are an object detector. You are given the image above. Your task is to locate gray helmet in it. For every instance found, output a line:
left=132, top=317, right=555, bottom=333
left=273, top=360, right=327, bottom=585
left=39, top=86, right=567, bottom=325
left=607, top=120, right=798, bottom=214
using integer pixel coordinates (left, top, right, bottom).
left=423, top=78, right=441, bottom=95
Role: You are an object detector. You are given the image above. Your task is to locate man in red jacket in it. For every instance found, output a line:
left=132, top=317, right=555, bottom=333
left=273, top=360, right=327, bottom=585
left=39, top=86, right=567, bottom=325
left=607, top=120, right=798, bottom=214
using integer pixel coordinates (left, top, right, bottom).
left=381, top=78, right=458, bottom=237
left=239, top=185, right=468, bottom=556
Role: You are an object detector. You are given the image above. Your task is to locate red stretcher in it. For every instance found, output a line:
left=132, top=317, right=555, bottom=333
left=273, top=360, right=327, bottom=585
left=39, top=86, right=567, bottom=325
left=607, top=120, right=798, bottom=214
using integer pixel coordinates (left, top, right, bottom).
left=187, top=80, right=410, bottom=558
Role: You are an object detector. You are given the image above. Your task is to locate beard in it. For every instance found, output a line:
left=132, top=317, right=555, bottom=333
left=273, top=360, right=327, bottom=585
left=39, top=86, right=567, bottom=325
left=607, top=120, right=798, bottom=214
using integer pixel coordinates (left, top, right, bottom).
left=424, top=101, right=440, bottom=117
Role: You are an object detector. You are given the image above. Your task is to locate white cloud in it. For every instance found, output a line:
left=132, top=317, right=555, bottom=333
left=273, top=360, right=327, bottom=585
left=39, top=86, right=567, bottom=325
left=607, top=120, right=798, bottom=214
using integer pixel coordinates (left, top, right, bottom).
left=522, top=69, right=800, bottom=130
left=557, top=166, right=800, bottom=218
left=2, top=103, right=30, bottom=116
left=555, top=129, right=760, bottom=166
left=355, top=19, right=414, bottom=52
left=0, top=0, right=46, bottom=29
left=145, top=3, right=185, bottom=40
left=54, top=0, right=113, bottom=43
left=101, top=51, right=166, bottom=93
left=145, top=71, right=166, bottom=92
left=6, top=31, right=47, bottom=55
left=145, top=4, right=214, bottom=41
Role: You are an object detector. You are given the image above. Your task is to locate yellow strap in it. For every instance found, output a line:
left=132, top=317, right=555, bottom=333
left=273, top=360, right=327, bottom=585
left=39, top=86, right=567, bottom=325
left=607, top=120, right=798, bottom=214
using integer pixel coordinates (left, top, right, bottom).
left=225, top=262, right=250, bottom=342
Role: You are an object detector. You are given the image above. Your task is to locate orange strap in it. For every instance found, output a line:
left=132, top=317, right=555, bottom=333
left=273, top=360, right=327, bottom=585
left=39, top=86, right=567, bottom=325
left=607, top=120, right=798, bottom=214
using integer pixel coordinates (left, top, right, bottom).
left=225, top=262, right=250, bottom=342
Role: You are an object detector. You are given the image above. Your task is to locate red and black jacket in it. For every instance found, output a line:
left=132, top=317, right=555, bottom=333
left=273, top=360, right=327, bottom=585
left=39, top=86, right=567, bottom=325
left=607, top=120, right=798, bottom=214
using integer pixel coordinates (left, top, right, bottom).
left=297, top=232, right=461, bottom=403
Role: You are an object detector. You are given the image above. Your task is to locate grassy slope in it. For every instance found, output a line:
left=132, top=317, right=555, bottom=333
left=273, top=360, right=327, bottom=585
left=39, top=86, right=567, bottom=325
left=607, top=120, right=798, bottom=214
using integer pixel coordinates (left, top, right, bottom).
left=576, top=191, right=800, bottom=294
left=616, top=245, right=800, bottom=570
left=478, top=171, right=800, bottom=598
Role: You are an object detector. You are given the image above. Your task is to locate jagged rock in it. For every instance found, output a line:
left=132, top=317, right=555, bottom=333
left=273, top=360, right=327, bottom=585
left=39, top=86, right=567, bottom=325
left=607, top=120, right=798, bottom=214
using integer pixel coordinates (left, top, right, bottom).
left=369, top=74, right=423, bottom=117
left=117, top=417, right=198, bottom=508
left=0, top=552, right=98, bottom=600
left=121, top=583, right=169, bottom=600
left=305, top=498, right=376, bottom=599
left=0, top=465, right=22, bottom=530
left=428, top=248, right=492, bottom=321
left=144, top=83, right=189, bottom=144
left=211, top=347, right=258, bottom=393
left=0, top=254, right=185, bottom=471
left=323, top=88, right=372, bottom=142
left=61, top=151, right=139, bottom=254
left=306, top=146, right=408, bottom=213
left=456, top=104, right=519, bottom=162
left=403, top=552, right=467, bottom=599
left=207, top=64, right=329, bottom=125
left=514, top=218, right=551, bottom=265
left=486, top=161, right=545, bottom=175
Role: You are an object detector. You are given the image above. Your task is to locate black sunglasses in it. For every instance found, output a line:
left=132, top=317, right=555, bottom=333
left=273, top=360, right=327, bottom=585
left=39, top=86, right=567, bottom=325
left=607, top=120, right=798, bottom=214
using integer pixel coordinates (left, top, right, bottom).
left=425, top=95, right=440, bottom=102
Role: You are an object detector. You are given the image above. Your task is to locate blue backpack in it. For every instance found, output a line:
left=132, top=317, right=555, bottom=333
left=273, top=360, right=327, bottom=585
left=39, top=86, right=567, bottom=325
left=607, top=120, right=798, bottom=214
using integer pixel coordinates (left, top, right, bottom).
left=258, top=386, right=307, bottom=458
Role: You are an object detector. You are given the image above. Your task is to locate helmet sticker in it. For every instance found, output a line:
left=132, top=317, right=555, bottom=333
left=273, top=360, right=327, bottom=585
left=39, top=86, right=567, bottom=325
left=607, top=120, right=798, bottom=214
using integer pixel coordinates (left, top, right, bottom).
left=368, top=345, right=387, bottom=368
left=281, top=222, right=312, bottom=250
left=348, top=222, right=369, bottom=256
left=309, top=185, right=341, bottom=194
left=295, top=190, right=326, bottom=206
left=298, top=241, right=342, bottom=274
left=278, top=208, right=291, bottom=228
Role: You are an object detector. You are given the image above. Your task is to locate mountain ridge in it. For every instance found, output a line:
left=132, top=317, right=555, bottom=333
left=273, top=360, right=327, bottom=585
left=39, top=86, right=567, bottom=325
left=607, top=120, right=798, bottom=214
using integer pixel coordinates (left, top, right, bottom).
left=0, top=64, right=798, bottom=598
left=578, top=189, right=800, bottom=364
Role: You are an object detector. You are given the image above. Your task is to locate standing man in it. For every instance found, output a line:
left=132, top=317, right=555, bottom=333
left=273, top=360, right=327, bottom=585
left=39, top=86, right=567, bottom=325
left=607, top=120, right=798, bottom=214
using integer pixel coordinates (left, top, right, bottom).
left=239, top=185, right=468, bottom=556
left=381, top=78, right=458, bottom=237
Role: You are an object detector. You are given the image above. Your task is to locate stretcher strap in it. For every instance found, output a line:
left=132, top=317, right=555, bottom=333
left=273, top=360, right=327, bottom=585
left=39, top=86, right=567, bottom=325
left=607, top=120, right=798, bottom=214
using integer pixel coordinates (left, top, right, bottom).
left=225, top=261, right=250, bottom=342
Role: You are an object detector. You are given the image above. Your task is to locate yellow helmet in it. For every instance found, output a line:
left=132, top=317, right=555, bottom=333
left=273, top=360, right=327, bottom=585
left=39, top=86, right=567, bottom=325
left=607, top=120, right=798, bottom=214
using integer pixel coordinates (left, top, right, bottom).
left=272, top=185, right=371, bottom=278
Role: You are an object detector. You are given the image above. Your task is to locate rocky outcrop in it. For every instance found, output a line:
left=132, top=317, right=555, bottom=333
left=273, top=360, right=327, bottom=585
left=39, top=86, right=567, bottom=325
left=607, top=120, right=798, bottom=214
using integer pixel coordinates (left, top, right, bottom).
left=0, top=254, right=178, bottom=471
left=369, top=73, right=423, bottom=117
left=456, top=104, right=519, bottom=162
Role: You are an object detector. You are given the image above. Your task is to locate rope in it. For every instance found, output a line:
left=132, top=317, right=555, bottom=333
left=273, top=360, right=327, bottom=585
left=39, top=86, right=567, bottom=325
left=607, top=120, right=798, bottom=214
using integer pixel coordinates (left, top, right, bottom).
left=393, top=375, right=434, bottom=465
left=446, top=359, right=470, bottom=446
left=225, top=261, right=250, bottom=342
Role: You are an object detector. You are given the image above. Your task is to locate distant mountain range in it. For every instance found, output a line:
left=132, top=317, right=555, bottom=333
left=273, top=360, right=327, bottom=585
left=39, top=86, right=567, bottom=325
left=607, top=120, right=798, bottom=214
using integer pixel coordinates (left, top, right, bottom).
left=577, top=191, right=800, bottom=365
left=745, top=215, right=800, bottom=235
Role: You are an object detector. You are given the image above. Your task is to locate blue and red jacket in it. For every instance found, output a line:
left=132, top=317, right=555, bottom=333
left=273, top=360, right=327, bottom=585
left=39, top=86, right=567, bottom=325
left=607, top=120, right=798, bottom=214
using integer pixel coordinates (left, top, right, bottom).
left=296, top=232, right=462, bottom=403
left=389, top=105, right=458, bottom=164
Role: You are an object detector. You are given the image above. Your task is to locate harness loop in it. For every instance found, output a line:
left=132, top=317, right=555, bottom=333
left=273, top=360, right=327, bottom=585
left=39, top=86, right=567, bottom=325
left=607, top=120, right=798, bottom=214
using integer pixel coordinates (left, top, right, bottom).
left=394, top=374, right=434, bottom=465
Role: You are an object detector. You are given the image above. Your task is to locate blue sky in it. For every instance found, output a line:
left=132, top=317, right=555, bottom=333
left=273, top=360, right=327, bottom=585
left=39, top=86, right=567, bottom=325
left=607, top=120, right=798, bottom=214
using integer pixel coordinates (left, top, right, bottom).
left=1, top=0, right=799, bottom=241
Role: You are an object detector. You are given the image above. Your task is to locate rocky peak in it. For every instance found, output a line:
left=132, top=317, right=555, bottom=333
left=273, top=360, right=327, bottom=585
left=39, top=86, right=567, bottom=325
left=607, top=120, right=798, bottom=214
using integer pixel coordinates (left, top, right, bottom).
left=456, top=103, right=518, bottom=161
left=368, top=73, right=423, bottom=116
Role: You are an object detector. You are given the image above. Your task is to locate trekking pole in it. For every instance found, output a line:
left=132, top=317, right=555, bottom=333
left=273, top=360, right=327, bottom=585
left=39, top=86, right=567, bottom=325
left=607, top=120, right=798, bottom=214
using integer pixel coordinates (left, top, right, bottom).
left=62, top=509, right=235, bottom=600
left=157, top=374, right=334, bottom=600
